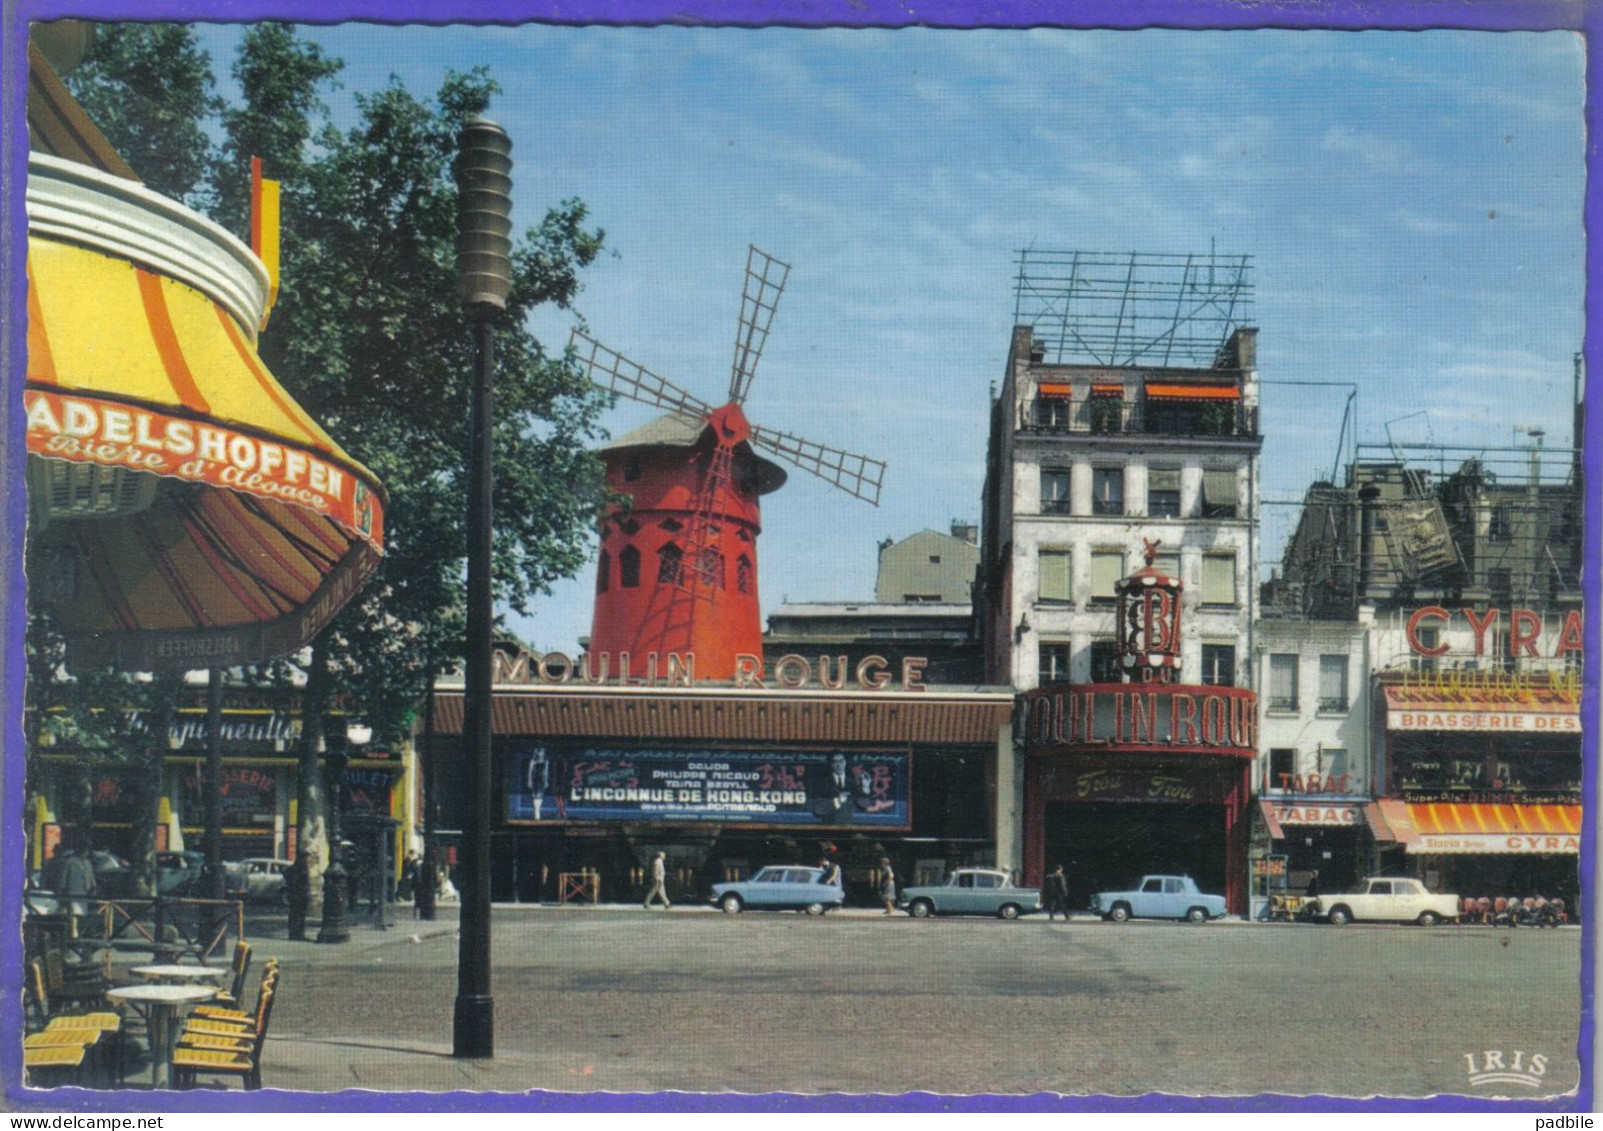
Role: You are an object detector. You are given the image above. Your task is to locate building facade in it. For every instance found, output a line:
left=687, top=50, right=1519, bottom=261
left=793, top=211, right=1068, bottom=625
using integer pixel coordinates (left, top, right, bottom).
left=979, top=317, right=1263, bottom=913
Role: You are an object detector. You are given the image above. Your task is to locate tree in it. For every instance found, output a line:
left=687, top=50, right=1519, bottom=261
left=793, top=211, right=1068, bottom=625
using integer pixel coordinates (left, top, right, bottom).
left=61, top=23, right=220, bottom=204
left=212, top=28, right=610, bottom=893
left=33, top=22, right=612, bottom=902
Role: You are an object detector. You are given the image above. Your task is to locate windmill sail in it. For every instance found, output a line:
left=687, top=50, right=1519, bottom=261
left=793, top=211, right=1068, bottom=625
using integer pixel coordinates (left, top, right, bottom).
left=750, top=423, right=886, bottom=506
left=729, top=246, right=790, bottom=405
left=569, top=329, right=714, bottom=426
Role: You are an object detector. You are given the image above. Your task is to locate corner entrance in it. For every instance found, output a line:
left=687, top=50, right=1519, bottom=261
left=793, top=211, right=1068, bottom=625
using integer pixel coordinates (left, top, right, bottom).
left=1044, top=800, right=1227, bottom=911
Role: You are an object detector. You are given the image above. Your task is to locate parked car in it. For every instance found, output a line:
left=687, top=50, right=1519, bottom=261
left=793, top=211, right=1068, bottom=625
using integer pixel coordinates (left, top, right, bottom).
left=900, top=869, right=1041, bottom=920
left=710, top=865, right=845, bottom=915
left=155, top=851, right=206, bottom=896
left=1090, top=874, right=1229, bottom=923
left=224, top=858, right=293, bottom=904
left=1305, top=876, right=1460, bottom=926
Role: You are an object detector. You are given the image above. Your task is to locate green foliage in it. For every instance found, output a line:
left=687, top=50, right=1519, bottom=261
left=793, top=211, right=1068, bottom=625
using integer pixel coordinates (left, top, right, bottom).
left=44, top=24, right=612, bottom=747
left=62, top=24, right=220, bottom=204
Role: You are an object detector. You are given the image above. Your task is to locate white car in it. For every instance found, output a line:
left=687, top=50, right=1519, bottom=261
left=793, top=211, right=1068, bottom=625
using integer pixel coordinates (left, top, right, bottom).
left=1307, top=876, right=1460, bottom=926
left=224, top=858, right=293, bottom=904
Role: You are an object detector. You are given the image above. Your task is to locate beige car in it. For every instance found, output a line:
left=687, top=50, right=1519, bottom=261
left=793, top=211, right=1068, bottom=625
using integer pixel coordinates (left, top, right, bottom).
left=1308, top=876, right=1460, bottom=926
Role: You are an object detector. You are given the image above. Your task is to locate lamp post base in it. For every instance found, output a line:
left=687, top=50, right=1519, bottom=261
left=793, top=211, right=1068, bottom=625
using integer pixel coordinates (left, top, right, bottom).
left=316, top=860, right=350, bottom=944
left=452, top=994, right=494, bottom=1058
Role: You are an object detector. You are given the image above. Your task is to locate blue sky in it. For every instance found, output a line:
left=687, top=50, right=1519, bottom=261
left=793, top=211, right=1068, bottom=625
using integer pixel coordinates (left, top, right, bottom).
left=194, top=24, right=1587, bottom=655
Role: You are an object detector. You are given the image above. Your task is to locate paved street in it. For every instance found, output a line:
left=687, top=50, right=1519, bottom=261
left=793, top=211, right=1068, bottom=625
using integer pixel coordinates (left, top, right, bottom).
left=199, top=906, right=1585, bottom=1100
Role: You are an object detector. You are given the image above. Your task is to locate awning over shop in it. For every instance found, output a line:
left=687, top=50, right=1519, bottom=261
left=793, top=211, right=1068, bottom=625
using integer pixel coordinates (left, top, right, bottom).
left=1383, top=684, right=1579, bottom=733
left=1257, top=799, right=1283, bottom=839
left=24, top=229, right=386, bottom=669
left=1144, top=383, right=1240, bottom=401
left=1385, top=800, right=1581, bottom=855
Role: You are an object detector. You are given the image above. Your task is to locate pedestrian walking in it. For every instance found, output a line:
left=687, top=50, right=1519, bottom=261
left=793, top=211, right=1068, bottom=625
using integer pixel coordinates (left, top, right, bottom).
left=818, top=854, right=842, bottom=888
left=644, top=850, right=672, bottom=910
left=878, top=857, right=897, bottom=915
left=55, top=840, right=96, bottom=917
left=1043, top=864, right=1070, bottom=921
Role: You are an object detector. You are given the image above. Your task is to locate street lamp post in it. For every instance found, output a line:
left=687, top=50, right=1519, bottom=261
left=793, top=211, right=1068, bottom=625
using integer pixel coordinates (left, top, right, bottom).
left=316, top=722, right=368, bottom=943
left=201, top=667, right=225, bottom=901
left=453, top=115, right=513, bottom=1060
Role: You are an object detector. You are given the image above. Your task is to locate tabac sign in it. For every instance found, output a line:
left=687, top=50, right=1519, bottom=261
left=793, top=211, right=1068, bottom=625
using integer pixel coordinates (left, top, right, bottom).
left=1021, top=684, right=1257, bottom=759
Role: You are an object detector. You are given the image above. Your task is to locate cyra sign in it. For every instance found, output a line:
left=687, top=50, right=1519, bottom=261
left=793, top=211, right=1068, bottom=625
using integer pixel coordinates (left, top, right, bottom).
left=493, top=649, right=929, bottom=692
left=1405, top=607, right=1583, bottom=659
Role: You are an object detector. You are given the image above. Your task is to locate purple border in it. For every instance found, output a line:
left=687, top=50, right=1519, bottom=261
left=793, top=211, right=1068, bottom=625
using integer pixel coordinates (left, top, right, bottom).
left=1, top=0, right=1593, bottom=1114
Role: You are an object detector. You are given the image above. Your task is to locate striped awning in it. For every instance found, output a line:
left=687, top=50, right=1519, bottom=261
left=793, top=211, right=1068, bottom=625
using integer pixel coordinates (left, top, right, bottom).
left=24, top=237, right=386, bottom=670
left=1389, top=800, right=1581, bottom=855
left=1145, top=383, right=1240, bottom=401
left=1089, top=383, right=1124, bottom=398
left=1037, top=382, right=1072, bottom=397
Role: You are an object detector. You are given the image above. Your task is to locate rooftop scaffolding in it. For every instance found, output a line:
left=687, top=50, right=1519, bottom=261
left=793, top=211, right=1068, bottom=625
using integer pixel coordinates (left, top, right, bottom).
left=1012, top=249, right=1253, bottom=367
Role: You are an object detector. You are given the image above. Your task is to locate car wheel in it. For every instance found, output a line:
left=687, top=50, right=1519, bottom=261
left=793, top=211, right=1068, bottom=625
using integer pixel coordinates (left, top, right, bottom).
left=1109, top=903, right=1131, bottom=923
left=1186, top=907, right=1208, bottom=924
left=720, top=894, right=743, bottom=914
left=998, top=903, right=1021, bottom=921
left=1327, top=906, right=1351, bottom=926
left=804, top=902, right=825, bottom=916
left=909, top=899, right=934, bottom=919
left=1417, top=911, right=1441, bottom=927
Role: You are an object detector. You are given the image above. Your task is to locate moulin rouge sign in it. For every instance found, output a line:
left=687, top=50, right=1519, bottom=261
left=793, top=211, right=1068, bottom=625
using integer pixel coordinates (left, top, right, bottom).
left=492, top=648, right=930, bottom=692
left=1021, top=684, right=1257, bottom=757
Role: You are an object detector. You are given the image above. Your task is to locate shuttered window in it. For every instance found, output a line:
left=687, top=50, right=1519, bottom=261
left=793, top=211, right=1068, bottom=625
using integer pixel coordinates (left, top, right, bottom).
left=1268, top=653, right=1298, bottom=711
left=1091, top=550, right=1124, bottom=601
left=1202, top=469, right=1238, bottom=518
left=1202, top=553, right=1236, bottom=605
left=1148, top=467, right=1181, bottom=518
left=1038, top=547, right=1072, bottom=603
left=1319, top=655, right=1349, bottom=712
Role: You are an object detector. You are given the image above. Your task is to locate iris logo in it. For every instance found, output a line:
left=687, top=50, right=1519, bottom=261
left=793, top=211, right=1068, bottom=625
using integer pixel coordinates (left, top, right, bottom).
left=1464, top=1050, right=1548, bottom=1089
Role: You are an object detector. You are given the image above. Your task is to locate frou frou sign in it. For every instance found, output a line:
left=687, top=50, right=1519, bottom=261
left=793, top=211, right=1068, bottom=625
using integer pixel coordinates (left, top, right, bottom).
left=1405, top=606, right=1583, bottom=658
left=493, top=648, right=929, bottom=692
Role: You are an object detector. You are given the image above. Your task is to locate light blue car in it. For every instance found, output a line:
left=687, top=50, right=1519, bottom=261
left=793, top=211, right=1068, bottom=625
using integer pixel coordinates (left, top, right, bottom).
left=711, top=865, right=845, bottom=915
left=1089, top=874, right=1228, bottom=923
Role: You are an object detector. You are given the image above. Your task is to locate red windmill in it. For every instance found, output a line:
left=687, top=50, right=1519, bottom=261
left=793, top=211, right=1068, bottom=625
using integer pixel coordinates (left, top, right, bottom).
left=571, top=246, right=886, bottom=681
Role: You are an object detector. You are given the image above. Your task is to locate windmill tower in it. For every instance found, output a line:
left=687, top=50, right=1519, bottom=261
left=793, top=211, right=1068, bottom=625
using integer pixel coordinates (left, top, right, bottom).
left=572, top=246, right=885, bottom=681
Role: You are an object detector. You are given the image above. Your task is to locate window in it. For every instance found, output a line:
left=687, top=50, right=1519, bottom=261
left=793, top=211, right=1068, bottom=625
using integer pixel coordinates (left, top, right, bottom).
left=694, top=548, right=725, bottom=589
left=1092, top=467, right=1124, bottom=516
left=1090, top=550, right=1123, bottom=603
left=1488, top=569, right=1513, bottom=605
left=1201, top=470, right=1238, bottom=519
left=1268, top=654, right=1298, bottom=711
left=1488, top=504, right=1512, bottom=543
left=1039, top=643, right=1070, bottom=683
left=1153, top=552, right=1180, bottom=582
left=974, top=873, right=1001, bottom=889
left=1089, top=639, right=1122, bottom=682
left=1322, top=747, right=1348, bottom=780
left=623, top=456, right=642, bottom=482
left=1089, top=397, right=1122, bottom=434
left=929, top=555, right=942, bottom=565
left=1269, top=749, right=1295, bottom=790
left=1148, top=468, right=1181, bottom=518
left=619, top=545, right=641, bottom=588
left=1318, top=655, right=1349, bottom=712
left=1041, top=470, right=1071, bottom=515
left=1201, top=553, right=1237, bottom=606
left=596, top=549, right=610, bottom=594
left=1034, top=391, right=1071, bottom=429
left=1164, top=878, right=1184, bottom=894
left=736, top=555, right=753, bottom=594
left=1141, top=878, right=1163, bottom=893
left=1038, top=548, right=1072, bottom=603
left=657, top=542, right=683, bottom=584
left=1201, top=643, right=1236, bottom=687
left=1369, top=880, right=1392, bottom=896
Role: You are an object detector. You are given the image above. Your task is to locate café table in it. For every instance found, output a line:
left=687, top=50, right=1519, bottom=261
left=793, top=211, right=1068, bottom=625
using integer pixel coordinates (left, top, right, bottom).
left=105, top=983, right=216, bottom=1089
left=130, top=965, right=228, bottom=986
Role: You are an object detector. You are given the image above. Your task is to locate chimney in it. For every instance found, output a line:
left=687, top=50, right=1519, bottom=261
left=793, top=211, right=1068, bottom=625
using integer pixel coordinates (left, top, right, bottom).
left=950, top=520, right=978, bottom=545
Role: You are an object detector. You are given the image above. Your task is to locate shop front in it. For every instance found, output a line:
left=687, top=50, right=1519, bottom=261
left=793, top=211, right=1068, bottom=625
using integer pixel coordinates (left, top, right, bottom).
left=1372, top=671, right=1583, bottom=917
left=1020, top=685, right=1256, bottom=913
left=432, top=654, right=1015, bottom=906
